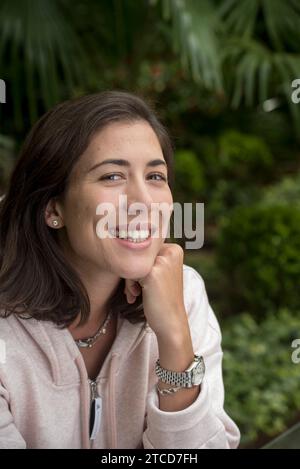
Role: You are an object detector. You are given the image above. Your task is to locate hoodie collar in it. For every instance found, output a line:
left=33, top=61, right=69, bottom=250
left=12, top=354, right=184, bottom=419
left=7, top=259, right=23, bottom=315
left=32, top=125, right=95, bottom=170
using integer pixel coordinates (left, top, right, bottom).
left=13, top=313, right=150, bottom=386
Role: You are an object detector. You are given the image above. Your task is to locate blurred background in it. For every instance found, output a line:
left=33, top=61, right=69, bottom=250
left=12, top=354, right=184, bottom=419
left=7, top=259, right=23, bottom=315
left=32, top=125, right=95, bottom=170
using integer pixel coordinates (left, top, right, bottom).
left=1, top=0, right=300, bottom=448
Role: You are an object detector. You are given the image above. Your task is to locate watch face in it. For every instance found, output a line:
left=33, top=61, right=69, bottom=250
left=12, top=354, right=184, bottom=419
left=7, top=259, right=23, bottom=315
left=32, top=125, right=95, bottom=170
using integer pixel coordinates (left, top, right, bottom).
left=192, top=359, right=205, bottom=384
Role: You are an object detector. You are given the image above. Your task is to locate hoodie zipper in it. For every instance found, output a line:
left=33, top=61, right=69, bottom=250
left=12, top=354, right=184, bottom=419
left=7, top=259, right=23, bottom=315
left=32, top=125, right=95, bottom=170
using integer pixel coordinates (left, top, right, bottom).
left=83, top=328, right=150, bottom=448
left=88, top=379, right=102, bottom=443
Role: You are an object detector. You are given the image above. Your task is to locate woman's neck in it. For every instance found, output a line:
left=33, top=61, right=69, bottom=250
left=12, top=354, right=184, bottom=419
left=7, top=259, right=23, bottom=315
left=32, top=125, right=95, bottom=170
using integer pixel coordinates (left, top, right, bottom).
left=58, top=232, right=121, bottom=336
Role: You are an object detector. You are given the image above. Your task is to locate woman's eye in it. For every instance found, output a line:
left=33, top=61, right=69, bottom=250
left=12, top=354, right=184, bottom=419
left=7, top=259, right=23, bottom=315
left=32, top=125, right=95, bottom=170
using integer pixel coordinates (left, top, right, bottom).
left=100, top=174, right=122, bottom=181
left=148, top=173, right=167, bottom=181
left=100, top=173, right=167, bottom=182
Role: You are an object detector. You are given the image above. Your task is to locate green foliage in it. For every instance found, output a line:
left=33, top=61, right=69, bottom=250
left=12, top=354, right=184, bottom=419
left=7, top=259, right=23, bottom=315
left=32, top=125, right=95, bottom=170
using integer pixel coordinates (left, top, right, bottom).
left=2, top=0, right=300, bottom=135
left=155, top=0, right=223, bottom=90
left=219, top=0, right=300, bottom=135
left=0, top=135, right=15, bottom=192
left=217, top=204, right=300, bottom=315
left=204, top=130, right=273, bottom=221
left=207, top=180, right=261, bottom=223
left=222, top=309, right=300, bottom=446
left=174, top=149, right=205, bottom=200
left=217, top=130, right=273, bottom=181
left=0, top=0, right=89, bottom=129
left=261, top=174, right=300, bottom=208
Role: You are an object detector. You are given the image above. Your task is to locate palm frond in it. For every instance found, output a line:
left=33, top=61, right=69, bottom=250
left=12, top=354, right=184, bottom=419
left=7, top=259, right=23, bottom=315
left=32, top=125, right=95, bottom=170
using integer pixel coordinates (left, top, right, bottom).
left=261, top=0, right=300, bottom=51
left=218, top=0, right=259, bottom=38
left=223, top=36, right=300, bottom=135
left=219, top=0, right=300, bottom=50
left=222, top=38, right=273, bottom=107
left=218, top=0, right=300, bottom=135
left=153, top=0, right=223, bottom=90
left=0, top=0, right=89, bottom=129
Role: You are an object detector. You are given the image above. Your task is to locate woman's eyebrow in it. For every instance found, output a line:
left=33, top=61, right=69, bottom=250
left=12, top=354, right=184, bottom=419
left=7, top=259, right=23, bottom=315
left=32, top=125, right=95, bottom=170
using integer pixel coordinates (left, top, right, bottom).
left=87, top=158, right=167, bottom=173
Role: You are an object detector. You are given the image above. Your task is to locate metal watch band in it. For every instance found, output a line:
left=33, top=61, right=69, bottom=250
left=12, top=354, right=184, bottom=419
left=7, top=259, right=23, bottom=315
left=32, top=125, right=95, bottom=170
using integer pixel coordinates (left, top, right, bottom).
left=155, top=354, right=204, bottom=388
left=156, top=383, right=182, bottom=396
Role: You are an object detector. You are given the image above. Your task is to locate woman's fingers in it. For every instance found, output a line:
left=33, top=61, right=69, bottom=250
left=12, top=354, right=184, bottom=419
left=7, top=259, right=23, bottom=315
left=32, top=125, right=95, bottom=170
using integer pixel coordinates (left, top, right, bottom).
left=124, top=279, right=142, bottom=303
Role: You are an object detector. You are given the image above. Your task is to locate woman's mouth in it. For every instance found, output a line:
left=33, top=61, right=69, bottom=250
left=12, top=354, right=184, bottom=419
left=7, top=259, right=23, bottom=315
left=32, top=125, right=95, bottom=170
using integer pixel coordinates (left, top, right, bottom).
left=108, top=227, right=154, bottom=250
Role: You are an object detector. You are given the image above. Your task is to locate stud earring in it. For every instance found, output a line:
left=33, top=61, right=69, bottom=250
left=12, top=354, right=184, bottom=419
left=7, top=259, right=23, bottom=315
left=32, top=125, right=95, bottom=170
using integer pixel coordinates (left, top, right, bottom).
left=52, top=219, right=59, bottom=227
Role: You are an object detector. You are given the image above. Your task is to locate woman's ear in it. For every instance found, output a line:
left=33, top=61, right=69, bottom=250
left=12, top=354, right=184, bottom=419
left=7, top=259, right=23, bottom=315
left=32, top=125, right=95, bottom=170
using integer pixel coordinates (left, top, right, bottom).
left=44, top=197, right=65, bottom=229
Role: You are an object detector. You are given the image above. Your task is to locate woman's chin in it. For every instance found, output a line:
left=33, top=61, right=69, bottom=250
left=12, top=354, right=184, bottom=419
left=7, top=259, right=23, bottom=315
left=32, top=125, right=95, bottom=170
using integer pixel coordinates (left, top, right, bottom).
left=116, top=260, right=155, bottom=281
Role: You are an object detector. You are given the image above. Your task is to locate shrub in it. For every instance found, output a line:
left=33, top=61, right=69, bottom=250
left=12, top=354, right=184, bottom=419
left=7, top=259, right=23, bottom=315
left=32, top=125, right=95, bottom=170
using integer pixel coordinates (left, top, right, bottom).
left=203, top=130, right=274, bottom=221
left=217, top=130, right=273, bottom=181
left=261, top=174, right=300, bottom=208
left=174, top=149, right=205, bottom=201
left=222, top=309, right=300, bottom=447
left=217, top=204, right=300, bottom=315
left=0, top=135, right=15, bottom=193
left=207, top=179, right=261, bottom=222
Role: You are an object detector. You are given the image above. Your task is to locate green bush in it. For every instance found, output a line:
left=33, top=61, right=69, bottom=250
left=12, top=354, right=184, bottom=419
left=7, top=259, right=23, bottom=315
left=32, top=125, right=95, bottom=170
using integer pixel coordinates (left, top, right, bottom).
left=261, top=174, right=300, bottom=208
left=207, top=179, right=261, bottom=222
left=174, top=149, right=205, bottom=201
left=222, top=309, right=300, bottom=447
left=202, top=130, right=274, bottom=221
left=217, top=130, right=274, bottom=181
left=0, top=134, right=15, bottom=192
left=217, top=204, right=300, bottom=315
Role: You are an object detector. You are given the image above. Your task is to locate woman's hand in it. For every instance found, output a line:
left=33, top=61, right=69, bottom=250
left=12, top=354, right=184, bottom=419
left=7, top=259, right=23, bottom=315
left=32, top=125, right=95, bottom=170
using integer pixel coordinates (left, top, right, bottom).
left=124, top=243, right=190, bottom=343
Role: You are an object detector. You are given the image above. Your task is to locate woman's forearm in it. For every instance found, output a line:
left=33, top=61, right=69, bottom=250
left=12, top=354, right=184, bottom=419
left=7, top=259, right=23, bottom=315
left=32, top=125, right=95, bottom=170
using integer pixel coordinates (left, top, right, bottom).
left=156, top=327, right=201, bottom=412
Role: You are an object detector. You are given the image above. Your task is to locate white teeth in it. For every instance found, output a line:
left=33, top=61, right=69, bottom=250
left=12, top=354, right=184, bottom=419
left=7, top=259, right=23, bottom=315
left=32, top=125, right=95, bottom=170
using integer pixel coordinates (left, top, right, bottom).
left=118, top=230, right=127, bottom=238
left=112, top=229, right=150, bottom=242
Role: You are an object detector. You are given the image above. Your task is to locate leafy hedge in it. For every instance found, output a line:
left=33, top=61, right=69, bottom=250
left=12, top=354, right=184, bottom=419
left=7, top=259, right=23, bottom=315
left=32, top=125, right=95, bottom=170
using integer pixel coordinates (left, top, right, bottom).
left=203, top=130, right=274, bottom=220
left=217, top=130, right=273, bottom=181
left=261, top=174, right=300, bottom=208
left=222, top=309, right=300, bottom=446
left=174, top=149, right=205, bottom=201
left=217, top=204, right=300, bottom=315
left=0, top=135, right=15, bottom=193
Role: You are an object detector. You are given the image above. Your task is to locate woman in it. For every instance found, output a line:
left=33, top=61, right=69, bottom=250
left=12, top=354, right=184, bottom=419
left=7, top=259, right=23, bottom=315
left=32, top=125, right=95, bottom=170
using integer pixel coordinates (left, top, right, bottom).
left=0, top=90, right=240, bottom=449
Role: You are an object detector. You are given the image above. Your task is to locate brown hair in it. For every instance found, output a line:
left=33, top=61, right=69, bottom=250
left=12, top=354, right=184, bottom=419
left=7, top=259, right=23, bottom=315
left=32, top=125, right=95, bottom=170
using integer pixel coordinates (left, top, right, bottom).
left=0, top=90, right=175, bottom=328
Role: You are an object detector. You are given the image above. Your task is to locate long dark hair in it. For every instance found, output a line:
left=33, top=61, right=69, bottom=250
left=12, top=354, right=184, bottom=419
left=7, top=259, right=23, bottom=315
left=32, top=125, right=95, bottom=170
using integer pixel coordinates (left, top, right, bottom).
left=0, top=90, right=175, bottom=328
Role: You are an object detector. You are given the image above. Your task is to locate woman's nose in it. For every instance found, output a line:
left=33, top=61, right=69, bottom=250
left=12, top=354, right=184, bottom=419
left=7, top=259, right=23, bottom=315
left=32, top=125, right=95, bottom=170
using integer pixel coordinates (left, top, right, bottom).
left=126, top=179, right=153, bottom=208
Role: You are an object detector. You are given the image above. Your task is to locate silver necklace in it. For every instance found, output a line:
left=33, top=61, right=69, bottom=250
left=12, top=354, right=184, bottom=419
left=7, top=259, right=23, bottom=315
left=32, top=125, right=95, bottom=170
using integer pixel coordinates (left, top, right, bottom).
left=75, top=309, right=113, bottom=349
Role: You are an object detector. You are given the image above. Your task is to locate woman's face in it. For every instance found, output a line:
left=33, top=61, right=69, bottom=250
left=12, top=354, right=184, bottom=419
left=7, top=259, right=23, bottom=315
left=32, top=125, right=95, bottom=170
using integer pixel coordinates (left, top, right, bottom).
left=53, top=120, right=173, bottom=280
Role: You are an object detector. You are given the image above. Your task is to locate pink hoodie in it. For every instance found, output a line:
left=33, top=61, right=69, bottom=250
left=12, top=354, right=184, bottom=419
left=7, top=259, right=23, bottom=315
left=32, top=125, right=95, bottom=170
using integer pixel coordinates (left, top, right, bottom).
left=0, top=264, right=240, bottom=449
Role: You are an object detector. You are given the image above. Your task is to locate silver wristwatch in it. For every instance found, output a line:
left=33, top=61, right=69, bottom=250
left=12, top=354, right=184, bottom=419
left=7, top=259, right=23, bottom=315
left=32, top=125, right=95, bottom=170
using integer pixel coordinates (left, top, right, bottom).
left=155, top=354, right=205, bottom=388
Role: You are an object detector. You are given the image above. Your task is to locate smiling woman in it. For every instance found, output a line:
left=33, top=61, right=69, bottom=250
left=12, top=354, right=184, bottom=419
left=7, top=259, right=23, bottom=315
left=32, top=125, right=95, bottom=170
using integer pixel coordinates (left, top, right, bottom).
left=0, top=90, right=175, bottom=328
left=0, top=90, right=240, bottom=449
